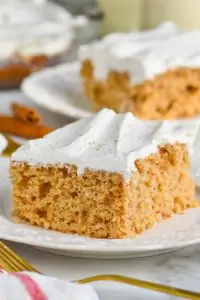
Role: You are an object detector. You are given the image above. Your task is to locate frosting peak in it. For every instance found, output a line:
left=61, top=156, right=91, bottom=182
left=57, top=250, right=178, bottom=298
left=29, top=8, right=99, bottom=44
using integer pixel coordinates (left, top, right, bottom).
left=12, top=109, right=199, bottom=180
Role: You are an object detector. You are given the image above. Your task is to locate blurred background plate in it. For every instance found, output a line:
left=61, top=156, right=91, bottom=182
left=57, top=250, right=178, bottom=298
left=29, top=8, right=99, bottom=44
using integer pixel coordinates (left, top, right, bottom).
left=21, top=61, right=93, bottom=119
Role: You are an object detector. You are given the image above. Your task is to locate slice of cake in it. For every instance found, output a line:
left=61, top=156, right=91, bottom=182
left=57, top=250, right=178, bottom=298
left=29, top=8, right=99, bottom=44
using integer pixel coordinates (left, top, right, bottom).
left=79, top=25, right=200, bottom=120
left=11, top=109, right=199, bottom=239
left=81, top=65, right=200, bottom=120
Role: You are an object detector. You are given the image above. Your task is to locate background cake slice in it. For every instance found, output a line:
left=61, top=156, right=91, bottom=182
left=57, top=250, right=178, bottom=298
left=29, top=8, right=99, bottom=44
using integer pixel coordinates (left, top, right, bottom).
left=79, top=25, right=200, bottom=120
left=11, top=109, right=199, bottom=238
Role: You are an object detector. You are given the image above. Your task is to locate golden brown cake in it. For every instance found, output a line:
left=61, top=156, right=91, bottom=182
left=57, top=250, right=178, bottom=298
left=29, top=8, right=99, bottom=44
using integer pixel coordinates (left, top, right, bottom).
left=81, top=61, right=200, bottom=120
left=10, top=109, right=199, bottom=239
left=79, top=23, right=200, bottom=120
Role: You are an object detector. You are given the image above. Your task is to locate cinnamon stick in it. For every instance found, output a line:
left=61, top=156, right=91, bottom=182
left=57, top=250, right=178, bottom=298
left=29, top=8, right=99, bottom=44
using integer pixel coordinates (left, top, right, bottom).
left=11, top=102, right=41, bottom=124
left=0, top=116, right=52, bottom=139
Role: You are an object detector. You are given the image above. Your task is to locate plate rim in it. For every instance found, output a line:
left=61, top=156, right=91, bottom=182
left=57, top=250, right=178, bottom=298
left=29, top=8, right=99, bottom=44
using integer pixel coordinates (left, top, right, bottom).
left=1, top=205, right=200, bottom=253
left=21, top=61, right=92, bottom=119
left=0, top=230, right=200, bottom=253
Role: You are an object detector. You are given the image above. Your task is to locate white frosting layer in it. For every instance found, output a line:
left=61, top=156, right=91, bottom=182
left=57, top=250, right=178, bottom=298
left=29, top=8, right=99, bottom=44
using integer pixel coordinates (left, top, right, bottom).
left=12, top=109, right=199, bottom=180
left=0, top=134, right=7, bottom=153
left=78, top=22, right=200, bottom=84
left=0, top=0, right=74, bottom=59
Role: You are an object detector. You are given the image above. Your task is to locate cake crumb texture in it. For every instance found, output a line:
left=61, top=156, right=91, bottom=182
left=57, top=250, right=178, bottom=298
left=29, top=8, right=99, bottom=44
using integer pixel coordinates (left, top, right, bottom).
left=81, top=61, right=200, bottom=120
left=11, top=143, right=198, bottom=239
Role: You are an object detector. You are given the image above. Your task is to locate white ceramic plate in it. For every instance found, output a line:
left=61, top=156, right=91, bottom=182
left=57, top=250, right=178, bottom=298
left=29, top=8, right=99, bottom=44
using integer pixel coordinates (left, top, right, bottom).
left=21, top=62, right=92, bottom=119
left=1, top=133, right=200, bottom=259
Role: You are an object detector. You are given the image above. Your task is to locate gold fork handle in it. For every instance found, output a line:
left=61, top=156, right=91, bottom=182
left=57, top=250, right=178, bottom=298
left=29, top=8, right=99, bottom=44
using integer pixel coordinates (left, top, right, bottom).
left=76, top=274, right=200, bottom=300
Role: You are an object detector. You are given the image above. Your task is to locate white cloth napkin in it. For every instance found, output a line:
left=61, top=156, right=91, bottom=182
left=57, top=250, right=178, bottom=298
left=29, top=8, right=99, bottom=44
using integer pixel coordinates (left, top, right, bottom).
left=0, top=269, right=99, bottom=300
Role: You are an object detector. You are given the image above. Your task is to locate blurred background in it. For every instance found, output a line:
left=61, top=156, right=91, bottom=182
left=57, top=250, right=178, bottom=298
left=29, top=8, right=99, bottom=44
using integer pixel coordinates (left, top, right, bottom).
left=52, top=0, right=200, bottom=34
left=1, top=0, right=200, bottom=90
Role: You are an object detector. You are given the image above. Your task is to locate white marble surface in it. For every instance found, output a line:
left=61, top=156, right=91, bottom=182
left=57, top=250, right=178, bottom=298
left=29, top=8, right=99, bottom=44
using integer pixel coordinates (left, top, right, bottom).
left=1, top=90, right=200, bottom=299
